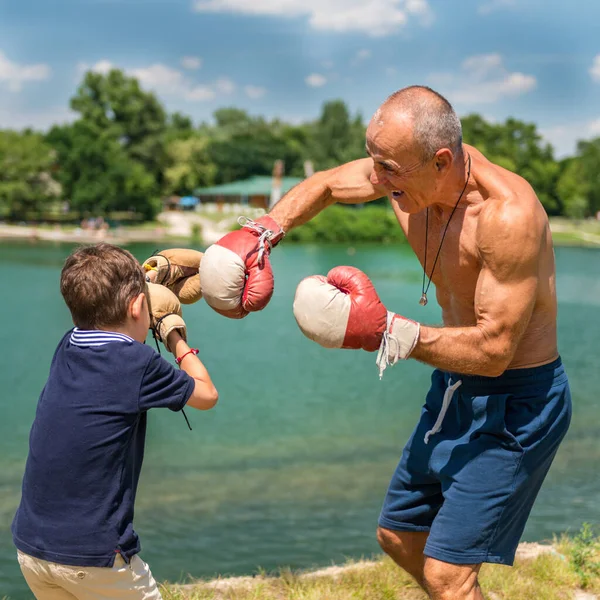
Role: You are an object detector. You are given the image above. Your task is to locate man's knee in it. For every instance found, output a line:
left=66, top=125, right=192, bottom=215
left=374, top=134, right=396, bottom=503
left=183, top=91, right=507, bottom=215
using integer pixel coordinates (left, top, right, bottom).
left=376, top=526, right=397, bottom=554
left=423, top=557, right=481, bottom=600
left=376, top=527, right=427, bottom=571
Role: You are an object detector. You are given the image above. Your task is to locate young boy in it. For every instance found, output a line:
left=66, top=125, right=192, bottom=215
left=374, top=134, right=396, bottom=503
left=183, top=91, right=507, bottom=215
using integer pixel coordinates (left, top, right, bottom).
left=12, top=242, right=218, bottom=600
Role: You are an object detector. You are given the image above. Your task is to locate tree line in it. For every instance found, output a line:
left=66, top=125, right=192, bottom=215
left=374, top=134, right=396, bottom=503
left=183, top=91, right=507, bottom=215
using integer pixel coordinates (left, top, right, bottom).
left=0, top=68, right=599, bottom=222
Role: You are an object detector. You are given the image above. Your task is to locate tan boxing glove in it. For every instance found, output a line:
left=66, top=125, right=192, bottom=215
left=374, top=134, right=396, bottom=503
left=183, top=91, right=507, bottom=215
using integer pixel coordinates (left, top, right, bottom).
left=146, top=282, right=187, bottom=352
left=142, top=249, right=203, bottom=305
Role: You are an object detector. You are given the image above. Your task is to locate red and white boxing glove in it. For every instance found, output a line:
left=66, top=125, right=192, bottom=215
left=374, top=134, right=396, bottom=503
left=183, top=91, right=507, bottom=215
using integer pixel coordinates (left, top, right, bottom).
left=199, top=215, right=285, bottom=319
left=293, top=266, right=420, bottom=378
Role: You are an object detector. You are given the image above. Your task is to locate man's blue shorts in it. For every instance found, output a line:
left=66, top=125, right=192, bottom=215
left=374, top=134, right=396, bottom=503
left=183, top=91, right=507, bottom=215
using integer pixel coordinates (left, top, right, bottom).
left=378, top=357, right=571, bottom=566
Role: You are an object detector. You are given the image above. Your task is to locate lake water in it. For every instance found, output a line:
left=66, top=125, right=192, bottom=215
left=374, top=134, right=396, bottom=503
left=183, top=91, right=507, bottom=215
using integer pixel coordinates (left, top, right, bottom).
left=0, top=240, right=599, bottom=598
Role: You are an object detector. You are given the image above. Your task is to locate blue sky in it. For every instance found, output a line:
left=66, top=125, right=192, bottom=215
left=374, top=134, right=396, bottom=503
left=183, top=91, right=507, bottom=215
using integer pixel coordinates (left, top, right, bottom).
left=0, top=0, right=599, bottom=157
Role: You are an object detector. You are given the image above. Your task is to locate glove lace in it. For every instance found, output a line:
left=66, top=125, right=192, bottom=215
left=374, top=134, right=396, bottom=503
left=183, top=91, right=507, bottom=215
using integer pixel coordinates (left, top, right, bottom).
left=237, top=216, right=276, bottom=268
left=376, top=330, right=401, bottom=380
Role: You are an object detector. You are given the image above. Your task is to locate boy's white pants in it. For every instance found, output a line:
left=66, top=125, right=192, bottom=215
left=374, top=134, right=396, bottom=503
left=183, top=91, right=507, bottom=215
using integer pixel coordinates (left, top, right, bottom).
left=17, top=550, right=163, bottom=600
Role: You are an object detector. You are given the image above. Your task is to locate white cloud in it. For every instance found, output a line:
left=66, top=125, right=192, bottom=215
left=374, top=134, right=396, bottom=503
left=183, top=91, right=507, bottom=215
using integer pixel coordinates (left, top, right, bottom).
left=350, top=49, right=372, bottom=67
left=541, top=119, right=600, bottom=159
left=405, top=0, right=434, bottom=26
left=478, top=0, right=516, bottom=15
left=590, top=55, right=600, bottom=82
left=181, top=56, right=202, bottom=70
left=0, top=51, right=51, bottom=92
left=80, top=60, right=234, bottom=102
left=89, top=59, right=114, bottom=75
left=76, top=60, right=115, bottom=79
left=215, top=77, right=235, bottom=94
left=322, top=60, right=335, bottom=69
left=428, top=53, right=536, bottom=105
left=192, top=0, right=433, bottom=36
left=244, top=85, right=267, bottom=99
left=305, top=73, right=327, bottom=87
left=0, top=105, right=76, bottom=131
left=131, top=63, right=185, bottom=88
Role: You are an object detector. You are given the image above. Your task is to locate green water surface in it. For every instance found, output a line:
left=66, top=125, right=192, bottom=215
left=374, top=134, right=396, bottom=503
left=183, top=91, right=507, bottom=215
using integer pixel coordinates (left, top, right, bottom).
left=0, top=240, right=598, bottom=598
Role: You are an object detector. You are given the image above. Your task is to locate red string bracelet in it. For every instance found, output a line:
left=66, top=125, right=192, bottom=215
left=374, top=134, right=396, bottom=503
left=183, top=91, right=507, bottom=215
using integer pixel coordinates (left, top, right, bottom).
left=175, top=348, right=199, bottom=366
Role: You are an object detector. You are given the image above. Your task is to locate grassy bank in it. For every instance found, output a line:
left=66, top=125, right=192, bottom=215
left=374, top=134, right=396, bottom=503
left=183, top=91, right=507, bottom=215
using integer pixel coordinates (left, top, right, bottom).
left=160, top=529, right=600, bottom=600
left=549, top=217, right=600, bottom=247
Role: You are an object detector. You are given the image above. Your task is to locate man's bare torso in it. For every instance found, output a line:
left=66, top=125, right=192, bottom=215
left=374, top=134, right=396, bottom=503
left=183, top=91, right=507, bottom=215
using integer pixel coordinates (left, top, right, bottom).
left=390, top=146, right=558, bottom=370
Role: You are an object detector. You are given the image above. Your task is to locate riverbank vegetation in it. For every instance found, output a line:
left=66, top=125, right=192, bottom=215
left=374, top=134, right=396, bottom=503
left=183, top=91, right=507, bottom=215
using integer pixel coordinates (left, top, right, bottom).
left=161, top=528, right=600, bottom=600
left=1, top=68, right=600, bottom=226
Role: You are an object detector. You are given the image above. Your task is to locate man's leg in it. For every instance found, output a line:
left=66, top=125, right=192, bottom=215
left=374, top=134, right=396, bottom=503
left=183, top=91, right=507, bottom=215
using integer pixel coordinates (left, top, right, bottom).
left=376, top=527, right=429, bottom=588
left=376, top=529, right=484, bottom=599
left=423, top=557, right=483, bottom=600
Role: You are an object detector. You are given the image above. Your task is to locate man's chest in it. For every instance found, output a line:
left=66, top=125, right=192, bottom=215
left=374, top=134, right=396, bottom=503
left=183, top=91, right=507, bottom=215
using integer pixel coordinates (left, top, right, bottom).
left=400, top=209, right=483, bottom=308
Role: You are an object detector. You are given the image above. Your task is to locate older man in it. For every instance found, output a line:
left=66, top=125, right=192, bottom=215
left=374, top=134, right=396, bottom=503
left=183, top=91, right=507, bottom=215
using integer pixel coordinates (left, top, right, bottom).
left=156, top=86, right=571, bottom=600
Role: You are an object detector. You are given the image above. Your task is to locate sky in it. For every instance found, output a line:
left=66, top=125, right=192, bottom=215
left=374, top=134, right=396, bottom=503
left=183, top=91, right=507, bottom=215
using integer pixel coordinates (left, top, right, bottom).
left=0, top=0, right=599, bottom=158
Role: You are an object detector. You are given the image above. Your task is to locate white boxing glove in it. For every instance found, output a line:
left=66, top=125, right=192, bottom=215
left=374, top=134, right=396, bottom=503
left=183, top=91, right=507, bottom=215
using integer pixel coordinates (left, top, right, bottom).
left=293, top=265, right=420, bottom=378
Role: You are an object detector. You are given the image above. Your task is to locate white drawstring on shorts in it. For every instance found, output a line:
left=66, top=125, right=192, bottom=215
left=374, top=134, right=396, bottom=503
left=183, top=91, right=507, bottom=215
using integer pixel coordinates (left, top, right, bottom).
left=424, top=378, right=462, bottom=444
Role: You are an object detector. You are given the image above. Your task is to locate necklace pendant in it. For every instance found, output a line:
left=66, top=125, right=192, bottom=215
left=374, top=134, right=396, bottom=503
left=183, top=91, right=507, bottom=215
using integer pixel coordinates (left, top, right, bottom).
left=419, top=293, right=428, bottom=306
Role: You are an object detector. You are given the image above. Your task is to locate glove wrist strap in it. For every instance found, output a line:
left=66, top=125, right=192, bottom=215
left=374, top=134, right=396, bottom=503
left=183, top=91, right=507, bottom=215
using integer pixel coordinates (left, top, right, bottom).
left=153, top=312, right=179, bottom=341
left=238, top=215, right=286, bottom=245
left=376, top=312, right=420, bottom=379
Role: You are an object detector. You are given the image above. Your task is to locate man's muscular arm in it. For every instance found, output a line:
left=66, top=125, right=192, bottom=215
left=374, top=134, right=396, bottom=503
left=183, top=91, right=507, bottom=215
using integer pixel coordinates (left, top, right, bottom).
left=410, top=198, right=545, bottom=377
left=270, top=158, right=385, bottom=231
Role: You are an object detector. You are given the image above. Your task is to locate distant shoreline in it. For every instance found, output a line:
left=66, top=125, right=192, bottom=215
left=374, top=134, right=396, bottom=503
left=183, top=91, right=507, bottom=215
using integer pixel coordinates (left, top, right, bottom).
left=0, top=215, right=599, bottom=248
left=0, top=223, right=186, bottom=246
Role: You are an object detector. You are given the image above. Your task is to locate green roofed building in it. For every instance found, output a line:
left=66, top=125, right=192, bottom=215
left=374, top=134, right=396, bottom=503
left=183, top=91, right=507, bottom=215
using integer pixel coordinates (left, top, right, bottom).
left=194, top=175, right=304, bottom=210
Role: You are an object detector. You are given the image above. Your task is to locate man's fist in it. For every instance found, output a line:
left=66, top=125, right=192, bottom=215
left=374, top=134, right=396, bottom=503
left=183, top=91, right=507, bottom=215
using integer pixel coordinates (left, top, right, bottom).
left=146, top=282, right=187, bottom=352
left=142, top=248, right=203, bottom=305
left=199, top=215, right=285, bottom=319
left=293, top=266, right=420, bottom=378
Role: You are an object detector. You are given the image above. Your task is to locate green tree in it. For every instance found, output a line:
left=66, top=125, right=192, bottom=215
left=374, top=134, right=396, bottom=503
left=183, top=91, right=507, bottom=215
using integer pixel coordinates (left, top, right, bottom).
left=71, top=68, right=168, bottom=187
left=47, top=120, right=159, bottom=219
left=557, top=138, right=600, bottom=218
left=305, top=100, right=366, bottom=170
left=164, top=135, right=216, bottom=196
left=462, top=115, right=561, bottom=214
left=46, top=68, right=168, bottom=219
left=0, top=130, right=60, bottom=220
left=206, top=108, right=305, bottom=183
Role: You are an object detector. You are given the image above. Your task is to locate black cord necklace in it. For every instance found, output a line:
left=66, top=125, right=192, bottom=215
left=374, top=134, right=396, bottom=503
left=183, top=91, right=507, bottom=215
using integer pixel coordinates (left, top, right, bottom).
left=420, top=154, right=471, bottom=306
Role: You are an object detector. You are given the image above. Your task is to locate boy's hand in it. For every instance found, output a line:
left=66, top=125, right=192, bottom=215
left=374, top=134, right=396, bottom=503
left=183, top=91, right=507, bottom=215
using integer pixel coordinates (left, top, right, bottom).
left=146, top=282, right=187, bottom=352
left=142, top=249, right=203, bottom=305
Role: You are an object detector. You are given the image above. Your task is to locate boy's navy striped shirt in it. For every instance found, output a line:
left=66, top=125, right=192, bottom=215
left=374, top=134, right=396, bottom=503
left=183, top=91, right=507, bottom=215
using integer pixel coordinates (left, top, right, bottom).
left=12, top=328, right=194, bottom=567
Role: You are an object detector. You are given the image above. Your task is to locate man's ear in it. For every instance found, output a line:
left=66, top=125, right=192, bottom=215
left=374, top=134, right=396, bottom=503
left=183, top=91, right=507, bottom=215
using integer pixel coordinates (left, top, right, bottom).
left=434, top=148, right=453, bottom=174
left=130, top=293, right=146, bottom=321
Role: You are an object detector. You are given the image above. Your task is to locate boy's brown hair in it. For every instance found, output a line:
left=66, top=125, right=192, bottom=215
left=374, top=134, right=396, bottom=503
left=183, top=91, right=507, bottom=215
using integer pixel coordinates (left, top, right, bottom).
left=60, top=243, right=146, bottom=329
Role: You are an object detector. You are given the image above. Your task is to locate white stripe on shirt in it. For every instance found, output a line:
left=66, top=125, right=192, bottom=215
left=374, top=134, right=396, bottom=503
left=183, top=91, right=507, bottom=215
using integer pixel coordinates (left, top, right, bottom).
left=70, top=328, right=134, bottom=348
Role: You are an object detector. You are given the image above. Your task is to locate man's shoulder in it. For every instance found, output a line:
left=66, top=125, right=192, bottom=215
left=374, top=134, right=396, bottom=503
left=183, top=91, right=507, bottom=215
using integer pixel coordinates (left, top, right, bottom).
left=471, top=154, right=545, bottom=233
left=476, top=188, right=548, bottom=265
left=479, top=185, right=546, bottom=231
left=467, top=144, right=539, bottom=202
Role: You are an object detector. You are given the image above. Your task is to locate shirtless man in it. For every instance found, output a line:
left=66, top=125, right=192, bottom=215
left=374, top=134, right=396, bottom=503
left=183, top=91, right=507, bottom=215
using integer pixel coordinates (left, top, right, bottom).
left=151, top=86, right=572, bottom=600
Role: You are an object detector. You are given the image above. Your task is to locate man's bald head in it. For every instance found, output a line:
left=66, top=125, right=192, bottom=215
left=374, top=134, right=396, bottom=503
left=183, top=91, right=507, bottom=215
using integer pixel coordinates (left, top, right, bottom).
left=375, top=86, right=463, bottom=161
